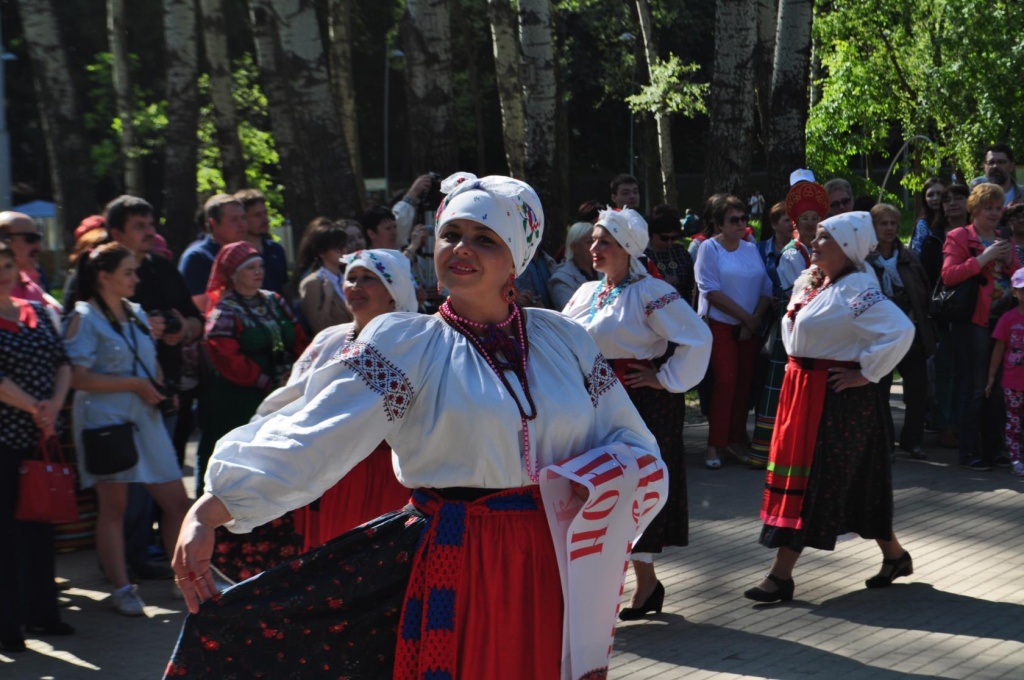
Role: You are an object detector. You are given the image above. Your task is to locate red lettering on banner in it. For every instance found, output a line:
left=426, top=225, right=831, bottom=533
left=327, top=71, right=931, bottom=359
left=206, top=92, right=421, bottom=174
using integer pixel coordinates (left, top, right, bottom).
left=636, top=466, right=665, bottom=488
left=569, top=527, right=608, bottom=560
left=631, top=491, right=662, bottom=523
left=572, top=452, right=626, bottom=488
left=581, top=490, right=620, bottom=520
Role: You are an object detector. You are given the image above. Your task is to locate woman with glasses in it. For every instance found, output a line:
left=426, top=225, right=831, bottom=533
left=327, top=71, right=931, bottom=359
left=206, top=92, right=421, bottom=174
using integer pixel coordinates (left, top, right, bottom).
left=695, top=195, right=773, bottom=469
left=942, top=183, right=1020, bottom=471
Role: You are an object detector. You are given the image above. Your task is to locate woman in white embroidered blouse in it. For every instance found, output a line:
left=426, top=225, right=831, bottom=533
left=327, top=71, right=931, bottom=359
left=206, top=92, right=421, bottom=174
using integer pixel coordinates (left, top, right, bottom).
left=563, top=208, right=711, bottom=621
left=694, top=195, right=773, bottom=469
left=744, top=212, right=915, bottom=603
left=167, top=174, right=665, bottom=680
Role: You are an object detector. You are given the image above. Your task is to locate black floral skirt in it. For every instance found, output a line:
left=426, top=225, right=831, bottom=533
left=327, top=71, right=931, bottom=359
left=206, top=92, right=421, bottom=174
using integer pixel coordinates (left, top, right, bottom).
left=629, top=385, right=688, bottom=552
left=211, top=511, right=303, bottom=583
left=166, top=510, right=421, bottom=679
left=759, top=382, right=894, bottom=552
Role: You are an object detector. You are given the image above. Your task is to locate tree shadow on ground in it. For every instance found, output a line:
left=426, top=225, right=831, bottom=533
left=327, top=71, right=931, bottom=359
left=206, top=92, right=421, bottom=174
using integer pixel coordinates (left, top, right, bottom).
left=814, top=582, right=1024, bottom=644
left=613, top=614, right=937, bottom=679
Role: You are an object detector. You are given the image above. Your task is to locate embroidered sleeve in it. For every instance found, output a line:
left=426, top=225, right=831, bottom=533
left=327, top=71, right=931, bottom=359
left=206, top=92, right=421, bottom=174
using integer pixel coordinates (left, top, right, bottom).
left=644, top=291, right=681, bottom=316
left=583, top=353, right=618, bottom=407
left=205, top=305, right=243, bottom=340
left=337, top=341, right=414, bottom=421
left=850, top=288, right=887, bottom=319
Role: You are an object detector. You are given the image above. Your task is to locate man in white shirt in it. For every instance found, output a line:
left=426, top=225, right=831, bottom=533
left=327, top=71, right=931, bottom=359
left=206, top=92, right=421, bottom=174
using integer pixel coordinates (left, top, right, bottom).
left=970, top=143, right=1023, bottom=206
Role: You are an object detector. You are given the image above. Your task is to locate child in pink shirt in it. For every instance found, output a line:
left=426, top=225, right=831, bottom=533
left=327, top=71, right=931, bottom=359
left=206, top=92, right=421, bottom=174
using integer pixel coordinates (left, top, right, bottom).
left=987, top=267, right=1024, bottom=478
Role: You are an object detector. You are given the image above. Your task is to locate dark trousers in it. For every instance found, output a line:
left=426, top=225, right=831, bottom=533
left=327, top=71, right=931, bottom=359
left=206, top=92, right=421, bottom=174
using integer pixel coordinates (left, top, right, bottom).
left=880, top=332, right=929, bottom=449
left=1, top=445, right=60, bottom=634
left=952, top=321, right=1005, bottom=463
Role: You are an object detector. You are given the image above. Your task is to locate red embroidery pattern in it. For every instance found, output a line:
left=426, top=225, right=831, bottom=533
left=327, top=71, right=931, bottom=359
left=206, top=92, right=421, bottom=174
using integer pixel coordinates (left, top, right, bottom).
left=644, top=291, right=681, bottom=316
left=850, top=288, right=887, bottom=318
left=585, top=354, right=618, bottom=407
left=337, top=342, right=414, bottom=421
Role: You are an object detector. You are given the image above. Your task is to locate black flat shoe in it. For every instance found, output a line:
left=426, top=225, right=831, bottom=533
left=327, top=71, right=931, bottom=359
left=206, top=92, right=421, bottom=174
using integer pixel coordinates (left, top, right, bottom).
left=0, top=631, right=26, bottom=653
left=24, top=621, right=76, bottom=636
left=618, top=581, right=665, bottom=621
left=744, top=573, right=795, bottom=603
left=866, top=550, right=913, bottom=588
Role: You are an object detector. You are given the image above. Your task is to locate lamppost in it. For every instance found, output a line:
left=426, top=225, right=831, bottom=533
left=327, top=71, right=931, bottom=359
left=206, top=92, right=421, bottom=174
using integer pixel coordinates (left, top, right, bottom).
left=0, top=13, right=13, bottom=210
left=619, top=32, right=636, bottom=178
left=383, top=46, right=405, bottom=198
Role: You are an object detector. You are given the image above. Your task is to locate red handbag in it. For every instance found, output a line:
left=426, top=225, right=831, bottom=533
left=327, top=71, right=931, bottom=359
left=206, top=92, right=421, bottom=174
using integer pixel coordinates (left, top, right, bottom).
left=15, top=435, right=80, bottom=525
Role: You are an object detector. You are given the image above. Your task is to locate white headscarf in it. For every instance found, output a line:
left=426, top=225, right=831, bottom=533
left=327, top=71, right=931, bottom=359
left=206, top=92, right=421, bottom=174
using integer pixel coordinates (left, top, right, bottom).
left=596, top=207, right=650, bottom=277
left=821, top=211, right=878, bottom=271
left=342, top=249, right=418, bottom=313
left=434, top=172, right=544, bottom=276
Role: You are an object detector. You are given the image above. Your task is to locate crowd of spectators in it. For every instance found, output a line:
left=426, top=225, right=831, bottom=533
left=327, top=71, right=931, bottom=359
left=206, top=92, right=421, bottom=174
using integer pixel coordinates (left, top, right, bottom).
left=3, top=147, right=1024, bottom=653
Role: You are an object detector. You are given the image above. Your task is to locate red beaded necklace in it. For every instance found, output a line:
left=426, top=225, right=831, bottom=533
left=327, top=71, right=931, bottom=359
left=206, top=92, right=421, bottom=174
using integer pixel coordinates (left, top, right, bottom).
left=439, top=299, right=540, bottom=482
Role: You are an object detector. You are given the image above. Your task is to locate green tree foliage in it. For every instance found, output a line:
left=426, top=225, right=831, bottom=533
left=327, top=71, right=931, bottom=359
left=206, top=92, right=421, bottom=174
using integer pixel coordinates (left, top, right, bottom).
left=196, top=53, right=284, bottom=227
left=808, top=0, right=1024, bottom=193
left=625, top=54, right=708, bottom=118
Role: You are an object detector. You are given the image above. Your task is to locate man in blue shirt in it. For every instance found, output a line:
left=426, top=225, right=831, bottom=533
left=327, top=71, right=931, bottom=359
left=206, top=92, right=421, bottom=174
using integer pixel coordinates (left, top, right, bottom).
left=179, top=194, right=247, bottom=311
left=235, top=188, right=288, bottom=293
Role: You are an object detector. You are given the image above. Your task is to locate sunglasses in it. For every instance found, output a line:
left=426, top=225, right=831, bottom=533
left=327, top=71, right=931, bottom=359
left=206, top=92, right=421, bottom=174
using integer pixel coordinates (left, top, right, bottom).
left=830, top=197, right=853, bottom=211
left=3, top=232, right=43, bottom=244
left=726, top=215, right=749, bottom=225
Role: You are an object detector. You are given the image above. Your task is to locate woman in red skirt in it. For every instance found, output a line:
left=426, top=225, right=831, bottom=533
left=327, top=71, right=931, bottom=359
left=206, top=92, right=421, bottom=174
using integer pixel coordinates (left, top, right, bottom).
left=745, top=211, right=916, bottom=603
left=168, top=174, right=666, bottom=680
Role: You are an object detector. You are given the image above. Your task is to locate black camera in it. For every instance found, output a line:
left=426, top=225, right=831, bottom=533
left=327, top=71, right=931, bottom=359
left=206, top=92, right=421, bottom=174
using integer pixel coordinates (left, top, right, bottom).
left=153, top=382, right=178, bottom=417
left=421, top=172, right=443, bottom=212
left=160, top=310, right=183, bottom=336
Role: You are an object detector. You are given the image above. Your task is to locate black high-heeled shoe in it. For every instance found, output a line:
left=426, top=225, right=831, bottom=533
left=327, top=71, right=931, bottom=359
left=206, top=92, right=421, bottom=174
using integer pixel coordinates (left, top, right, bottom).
left=24, top=621, right=76, bottom=636
left=618, top=581, right=665, bottom=621
left=744, top=573, right=795, bottom=603
left=865, top=550, right=913, bottom=588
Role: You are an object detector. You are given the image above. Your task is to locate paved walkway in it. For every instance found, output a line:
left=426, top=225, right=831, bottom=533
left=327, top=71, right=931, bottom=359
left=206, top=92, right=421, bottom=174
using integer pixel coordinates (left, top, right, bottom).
left=4, top=398, right=1024, bottom=679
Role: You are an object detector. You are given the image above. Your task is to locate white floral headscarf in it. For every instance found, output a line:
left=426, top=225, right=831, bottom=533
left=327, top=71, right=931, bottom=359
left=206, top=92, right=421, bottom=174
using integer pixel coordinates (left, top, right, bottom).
left=434, top=172, right=544, bottom=276
left=821, top=211, right=877, bottom=270
left=342, top=249, right=418, bottom=313
left=596, top=207, right=650, bottom=277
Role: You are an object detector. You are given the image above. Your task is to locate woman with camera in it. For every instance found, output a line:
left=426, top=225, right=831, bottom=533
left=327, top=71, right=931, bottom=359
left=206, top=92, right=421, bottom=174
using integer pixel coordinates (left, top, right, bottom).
left=197, top=242, right=308, bottom=580
left=64, top=243, right=192, bottom=616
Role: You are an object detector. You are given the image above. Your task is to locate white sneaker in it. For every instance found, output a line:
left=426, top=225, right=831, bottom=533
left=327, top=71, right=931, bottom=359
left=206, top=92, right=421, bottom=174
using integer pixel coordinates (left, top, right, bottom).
left=1012, top=460, right=1024, bottom=478
left=111, top=585, right=146, bottom=616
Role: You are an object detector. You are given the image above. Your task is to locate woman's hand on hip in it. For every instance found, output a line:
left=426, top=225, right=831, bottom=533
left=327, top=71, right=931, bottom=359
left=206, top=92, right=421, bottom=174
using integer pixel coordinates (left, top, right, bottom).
left=624, top=363, right=664, bottom=389
left=828, top=367, right=868, bottom=392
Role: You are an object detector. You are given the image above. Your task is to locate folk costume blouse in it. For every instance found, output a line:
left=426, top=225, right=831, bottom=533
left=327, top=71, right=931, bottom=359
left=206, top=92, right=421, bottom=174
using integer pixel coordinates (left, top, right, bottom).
left=207, top=308, right=658, bottom=534
left=561, top=275, right=711, bottom=393
left=784, top=270, right=914, bottom=382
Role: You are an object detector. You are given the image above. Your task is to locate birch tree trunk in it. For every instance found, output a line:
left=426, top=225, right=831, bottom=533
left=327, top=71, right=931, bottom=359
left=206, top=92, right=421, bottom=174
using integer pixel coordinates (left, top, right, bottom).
left=249, top=0, right=312, bottom=241
left=327, top=0, right=364, bottom=201
left=163, top=0, right=200, bottom=255
left=486, top=0, right=525, bottom=178
left=400, top=0, right=458, bottom=172
left=765, top=0, right=814, bottom=203
left=754, top=0, right=778, bottom=158
left=16, top=0, right=95, bottom=246
left=704, top=0, right=757, bottom=197
left=107, top=0, right=143, bottom=196
left=518, top=0, right=560, bottom=243
left=634, top=0, right=676, bottom=206
left=272, top=0, right=360, bottom=218
left=200, top=0, right=247, bottom=190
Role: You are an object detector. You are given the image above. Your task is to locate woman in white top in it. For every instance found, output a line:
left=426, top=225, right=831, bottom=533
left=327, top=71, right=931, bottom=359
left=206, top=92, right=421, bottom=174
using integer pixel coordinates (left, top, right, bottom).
left=167, top=174, right=666, bottom=680
left=694, top=195, right=773, bottom=469
left=563, top=208, right=711, bottom=621
left=744, top=212, right=915, bottom=603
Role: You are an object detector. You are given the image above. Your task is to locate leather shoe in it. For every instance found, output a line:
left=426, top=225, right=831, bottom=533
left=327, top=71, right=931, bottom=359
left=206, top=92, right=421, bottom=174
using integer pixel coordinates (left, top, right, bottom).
left=24, top=621, right=75, bottom=636
left=900, top=445, right=927, bottom=460
left=744, top=573, right=795, bottom=603
left=704, top=447, right=722, bottom=470
left=619, top=581, right=665, bottom=621
left=865, top=550, right=913, bottom=588
left=0, top=629, right=26, bottom=653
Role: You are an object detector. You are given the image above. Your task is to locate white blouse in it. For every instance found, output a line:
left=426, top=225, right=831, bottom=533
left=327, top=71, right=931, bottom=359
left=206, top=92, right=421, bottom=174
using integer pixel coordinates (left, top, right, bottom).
left=207, top=309, right=658, bottom=533
left=562, top=276, right=711, bottom=393
left=784, top=270, right=914, bottom=383
left=777, top=246, right=810, bottom=293
left=694, top=238, right=773, bottom=323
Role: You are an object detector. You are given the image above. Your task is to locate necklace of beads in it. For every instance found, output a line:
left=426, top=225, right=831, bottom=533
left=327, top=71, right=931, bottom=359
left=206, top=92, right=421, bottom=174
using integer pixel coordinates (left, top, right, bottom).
left=439, top=299, right=540, bottom=482
left=588, top=274, right=635, bottom=322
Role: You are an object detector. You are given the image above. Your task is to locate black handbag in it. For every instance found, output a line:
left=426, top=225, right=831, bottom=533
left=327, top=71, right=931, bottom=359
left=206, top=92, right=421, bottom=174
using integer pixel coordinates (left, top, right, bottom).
left=82, top=422, right=139, bottom=475
left=929, top=275, right=982, bottom=324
